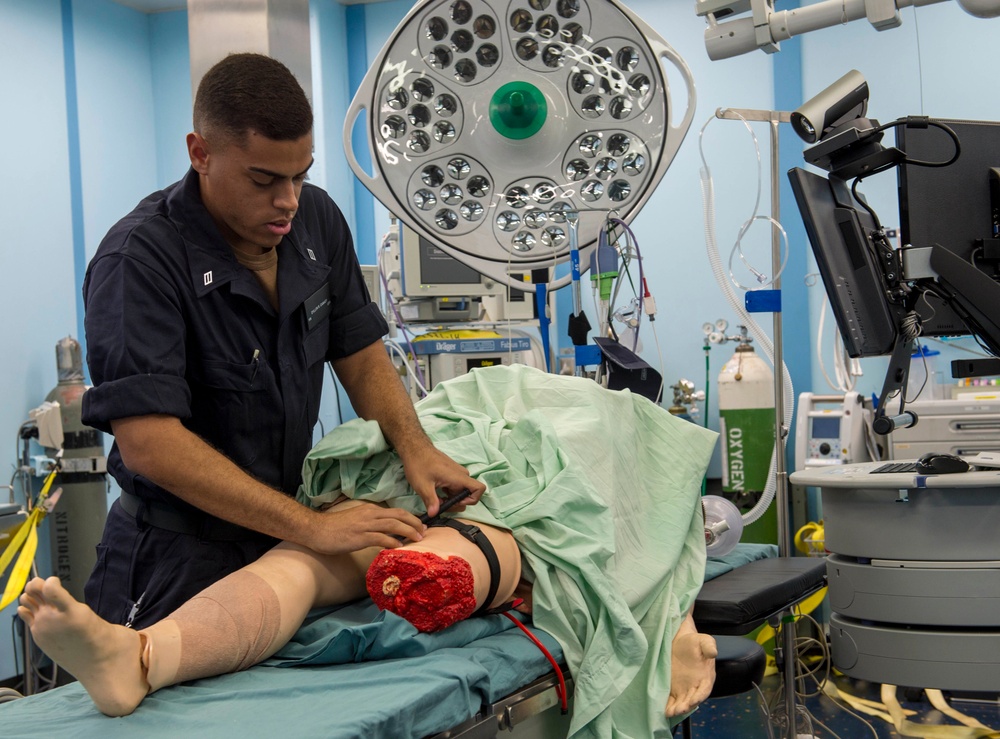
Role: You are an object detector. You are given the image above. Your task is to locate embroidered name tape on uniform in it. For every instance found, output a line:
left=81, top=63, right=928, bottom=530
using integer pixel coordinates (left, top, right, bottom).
left=304, top=283, right=332, bottom=329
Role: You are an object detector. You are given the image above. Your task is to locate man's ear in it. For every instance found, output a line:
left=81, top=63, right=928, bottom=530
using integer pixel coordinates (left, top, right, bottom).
left=187, top=132, right=210, bottom=173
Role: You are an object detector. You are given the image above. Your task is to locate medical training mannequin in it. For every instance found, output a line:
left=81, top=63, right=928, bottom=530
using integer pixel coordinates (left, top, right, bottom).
left=18, top=498, right=716, bottom=721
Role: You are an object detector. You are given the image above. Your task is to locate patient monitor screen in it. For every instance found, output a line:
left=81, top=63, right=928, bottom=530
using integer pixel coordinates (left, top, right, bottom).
left=399, top=223, right=500, bottom=298
left=811, top=415, right=840, bottom=441
left=789, top=168, right=908, bottom=358
left=419, top=240, right=482, bottom=285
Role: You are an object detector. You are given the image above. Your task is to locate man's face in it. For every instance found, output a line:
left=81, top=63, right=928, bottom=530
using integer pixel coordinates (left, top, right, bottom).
left=189, top=129, right=314, bottom=253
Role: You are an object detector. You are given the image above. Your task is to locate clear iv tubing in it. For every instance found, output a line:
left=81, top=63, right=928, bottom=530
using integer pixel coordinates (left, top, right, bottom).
left=699, top=124, right=794, bottom=526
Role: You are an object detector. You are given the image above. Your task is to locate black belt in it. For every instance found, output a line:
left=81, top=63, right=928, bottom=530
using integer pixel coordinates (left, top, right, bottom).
left=427, top=518, right=501, bottom=617
left=118, top=490, right=259, bottom=542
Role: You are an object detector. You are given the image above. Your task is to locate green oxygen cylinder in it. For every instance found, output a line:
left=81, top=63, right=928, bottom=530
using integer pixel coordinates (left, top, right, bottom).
left=717, top=335, right=775, bottom=541
left=43, top=337, right=108, bottom=602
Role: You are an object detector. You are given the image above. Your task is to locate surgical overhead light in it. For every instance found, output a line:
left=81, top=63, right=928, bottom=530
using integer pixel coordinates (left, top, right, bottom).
left=696, top=0, right=1000, bottom=61
left=345, top=0, right=695, bottom=290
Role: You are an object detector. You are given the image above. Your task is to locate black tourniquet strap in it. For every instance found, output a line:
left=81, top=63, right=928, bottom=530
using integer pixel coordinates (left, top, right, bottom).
left=427, top=519, right=501, bottom=617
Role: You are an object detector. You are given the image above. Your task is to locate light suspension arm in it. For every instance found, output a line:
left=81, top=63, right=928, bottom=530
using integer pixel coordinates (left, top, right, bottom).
left=697, top=0, right=1000, bottom=61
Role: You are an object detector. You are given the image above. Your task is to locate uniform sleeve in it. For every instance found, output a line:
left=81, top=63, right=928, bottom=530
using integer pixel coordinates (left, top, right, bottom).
left=82, top=251, right=192, bottom=433
left=329, top=301, right=390, bottom=360
left=319, top=193, right=389, bottom=361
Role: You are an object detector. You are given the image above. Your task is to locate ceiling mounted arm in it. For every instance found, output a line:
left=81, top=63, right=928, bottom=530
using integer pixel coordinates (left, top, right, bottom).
left=697, top=0, right=1000, bottom=61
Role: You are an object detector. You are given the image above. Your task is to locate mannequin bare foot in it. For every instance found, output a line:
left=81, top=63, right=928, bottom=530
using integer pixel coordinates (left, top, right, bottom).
left=17, top=576, right=148, bottom=716
left=665, top=631, right=718, bottom=718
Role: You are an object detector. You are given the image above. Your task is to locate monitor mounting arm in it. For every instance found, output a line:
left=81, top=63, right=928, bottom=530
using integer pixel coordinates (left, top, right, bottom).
left=872, top=335, right=918, bottom=435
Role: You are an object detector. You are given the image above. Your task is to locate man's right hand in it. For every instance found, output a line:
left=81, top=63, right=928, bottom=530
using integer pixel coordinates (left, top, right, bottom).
left=307, top=501, right=427, bottom=554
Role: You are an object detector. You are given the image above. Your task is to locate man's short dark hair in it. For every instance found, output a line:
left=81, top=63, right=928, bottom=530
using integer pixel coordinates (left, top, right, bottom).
left=194, top=53, right=313, bottom=145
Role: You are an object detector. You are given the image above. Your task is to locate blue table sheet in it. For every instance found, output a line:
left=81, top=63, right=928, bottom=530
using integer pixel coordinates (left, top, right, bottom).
left=0, top=600, right=562, bottom=739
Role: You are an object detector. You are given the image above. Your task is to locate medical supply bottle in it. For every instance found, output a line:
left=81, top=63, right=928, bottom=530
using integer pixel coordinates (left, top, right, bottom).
left=43, top=337, right=108, bottom=602
left=717, top=334, right=775, bottom=527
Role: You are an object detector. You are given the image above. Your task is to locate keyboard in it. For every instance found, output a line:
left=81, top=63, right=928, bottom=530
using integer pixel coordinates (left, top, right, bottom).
left=871, top=462, right=919, bottom=474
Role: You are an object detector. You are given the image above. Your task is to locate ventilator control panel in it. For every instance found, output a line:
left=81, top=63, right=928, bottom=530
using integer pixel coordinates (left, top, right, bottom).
left=795, top=392, right=872, bottom=470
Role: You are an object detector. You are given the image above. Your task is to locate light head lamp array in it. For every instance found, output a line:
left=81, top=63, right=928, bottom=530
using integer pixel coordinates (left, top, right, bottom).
left=345, top=0, right=695, bottom=290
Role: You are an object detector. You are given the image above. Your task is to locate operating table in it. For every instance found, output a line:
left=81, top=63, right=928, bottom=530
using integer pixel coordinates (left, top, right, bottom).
left=0, top=543, right=788, bottom=739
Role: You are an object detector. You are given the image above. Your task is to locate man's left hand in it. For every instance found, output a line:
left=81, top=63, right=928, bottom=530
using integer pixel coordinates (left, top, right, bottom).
left=399, top=442, right=485, bottom=518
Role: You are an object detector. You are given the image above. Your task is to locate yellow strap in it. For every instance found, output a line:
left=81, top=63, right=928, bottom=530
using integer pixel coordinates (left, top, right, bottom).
left=881, top=684, right=1000, bottom=738
left=0, top=470, right=56, bottom=611
left=0, top=513, right=39, bottom=611
left=756, top=587, right=830, bottom=676
left=0, top=512, right=34, bottom=579
left=821, top=678, right=898, bottom=722
left=36, top=470, right=57, bottom=505
left=818, top=678, right=1000, bottom=738
left=794, top=522, right=824, bottom=555
left=926, top=689, right=995, bottom=731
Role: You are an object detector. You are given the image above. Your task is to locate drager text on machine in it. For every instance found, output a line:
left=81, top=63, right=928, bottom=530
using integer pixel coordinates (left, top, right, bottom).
left=410, top=337, right=534, bottom=356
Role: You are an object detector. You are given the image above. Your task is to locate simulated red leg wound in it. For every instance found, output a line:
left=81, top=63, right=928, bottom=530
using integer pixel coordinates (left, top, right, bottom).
left=367, top=549, right=476, bottom=632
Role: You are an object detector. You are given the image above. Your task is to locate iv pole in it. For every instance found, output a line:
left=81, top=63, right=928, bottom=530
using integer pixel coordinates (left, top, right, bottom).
left=716, top=106, right=800, bottom=739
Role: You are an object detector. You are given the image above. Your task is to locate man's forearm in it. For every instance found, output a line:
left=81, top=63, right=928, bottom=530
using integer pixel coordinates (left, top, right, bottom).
left=332, top=340, right=432, bottom=460
left=111, top=415, right=318, bottom=545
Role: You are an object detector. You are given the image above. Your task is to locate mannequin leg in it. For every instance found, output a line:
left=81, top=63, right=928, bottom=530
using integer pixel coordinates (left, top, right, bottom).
left=18, top=505, right=710, bottom=721
left=17, top=576, right=146, bottom=717
left=142, top=537, right=379, bottom=692
left=16, top=536, right=376, bottom=718
left=16, top=503, right=519, bottom=714
left=16, top=499, right=382, bottom=717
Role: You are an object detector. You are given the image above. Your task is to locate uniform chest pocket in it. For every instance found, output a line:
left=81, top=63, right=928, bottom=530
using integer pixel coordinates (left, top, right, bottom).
left=188, top=358, right=277, bottom=467
left=195, top=358, right=272, bottom=392
left=303, top=315, right=331, bottom=368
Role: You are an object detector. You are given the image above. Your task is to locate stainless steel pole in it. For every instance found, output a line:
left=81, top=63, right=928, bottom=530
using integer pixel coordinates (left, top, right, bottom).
left=715, top=107, right=797, bottom=739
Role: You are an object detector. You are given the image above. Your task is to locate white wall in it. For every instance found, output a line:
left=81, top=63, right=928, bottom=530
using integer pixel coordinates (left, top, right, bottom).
left=150, top=10, right=194, bottom=186
left=0, top=0, right=77, bottom=416
left=312, top=0, right=354, bottom=221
